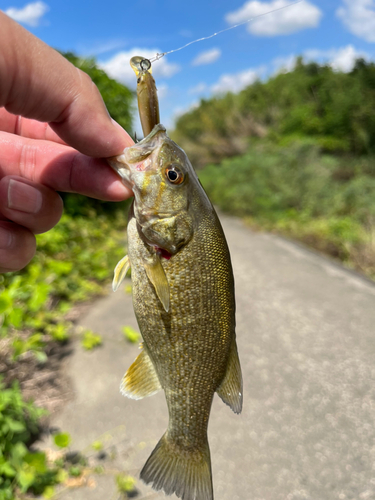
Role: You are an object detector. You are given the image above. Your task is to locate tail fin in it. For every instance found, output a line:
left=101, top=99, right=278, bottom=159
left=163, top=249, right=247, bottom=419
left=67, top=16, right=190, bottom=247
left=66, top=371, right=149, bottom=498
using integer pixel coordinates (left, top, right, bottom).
left=140, top=433, right=213, bottom=500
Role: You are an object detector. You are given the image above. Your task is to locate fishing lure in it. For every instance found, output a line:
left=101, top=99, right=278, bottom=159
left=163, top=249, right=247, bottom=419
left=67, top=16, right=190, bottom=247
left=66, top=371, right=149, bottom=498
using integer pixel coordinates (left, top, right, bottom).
left=130, top=56, right=160, bottom=137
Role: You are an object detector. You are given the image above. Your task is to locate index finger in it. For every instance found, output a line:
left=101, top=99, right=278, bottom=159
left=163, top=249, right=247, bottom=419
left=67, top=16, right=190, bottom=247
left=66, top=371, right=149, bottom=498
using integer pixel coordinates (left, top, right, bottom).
left=0, top=12, right=133, bottom=157
left=0, top=132, right=133, bottom=201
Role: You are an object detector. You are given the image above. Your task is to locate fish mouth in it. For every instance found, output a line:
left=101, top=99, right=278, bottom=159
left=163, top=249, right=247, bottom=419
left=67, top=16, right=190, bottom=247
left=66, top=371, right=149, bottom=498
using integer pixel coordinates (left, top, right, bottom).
left=107, top=124, right=167, bottom=189
left=107, top=156, right=133, bottom=189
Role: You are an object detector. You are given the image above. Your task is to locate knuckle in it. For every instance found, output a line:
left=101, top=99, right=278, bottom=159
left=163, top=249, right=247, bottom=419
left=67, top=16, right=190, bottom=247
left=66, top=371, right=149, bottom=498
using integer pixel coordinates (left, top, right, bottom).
left=19, top=142, right=37, bottom=180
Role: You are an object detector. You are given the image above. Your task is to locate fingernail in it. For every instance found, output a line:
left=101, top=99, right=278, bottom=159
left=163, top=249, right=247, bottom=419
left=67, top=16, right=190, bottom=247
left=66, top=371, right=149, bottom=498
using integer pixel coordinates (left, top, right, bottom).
left=0, top=227, right=13, bottom=249
left=111, top=118, right=125, bottom=131
left=8, top=179, right=43, bottom=214
left=111, top=119, right=134, bottom=148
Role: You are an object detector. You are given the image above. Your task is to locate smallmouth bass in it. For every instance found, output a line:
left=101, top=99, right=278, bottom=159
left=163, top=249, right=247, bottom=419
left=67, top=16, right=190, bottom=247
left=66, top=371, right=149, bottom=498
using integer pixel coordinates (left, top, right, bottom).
left=108, top=124, right=242, bottom=500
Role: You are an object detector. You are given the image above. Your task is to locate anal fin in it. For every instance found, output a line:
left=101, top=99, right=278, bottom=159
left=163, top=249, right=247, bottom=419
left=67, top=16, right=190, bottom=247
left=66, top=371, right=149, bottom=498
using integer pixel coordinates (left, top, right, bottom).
left=144, top=255, right=170, bottom=312
left=121, top=348, right=162, bottom=400
left=216, top=338, right=243, bottom=414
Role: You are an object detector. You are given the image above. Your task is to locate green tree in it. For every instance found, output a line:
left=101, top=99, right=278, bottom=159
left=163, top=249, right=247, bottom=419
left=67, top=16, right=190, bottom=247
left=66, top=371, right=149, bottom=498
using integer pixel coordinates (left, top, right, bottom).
left=173, top=57, right=375, bottom=165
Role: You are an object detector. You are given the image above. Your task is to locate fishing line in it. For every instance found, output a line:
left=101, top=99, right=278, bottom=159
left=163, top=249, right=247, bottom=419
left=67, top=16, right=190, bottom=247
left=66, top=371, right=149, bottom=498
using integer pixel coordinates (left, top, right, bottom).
left=149, top=0, right=304, bottom=63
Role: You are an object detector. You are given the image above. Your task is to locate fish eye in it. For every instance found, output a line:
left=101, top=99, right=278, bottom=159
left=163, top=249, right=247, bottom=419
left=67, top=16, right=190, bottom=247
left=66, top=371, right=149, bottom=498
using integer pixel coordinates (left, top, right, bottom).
left=165, top=165, right=184, bottom=185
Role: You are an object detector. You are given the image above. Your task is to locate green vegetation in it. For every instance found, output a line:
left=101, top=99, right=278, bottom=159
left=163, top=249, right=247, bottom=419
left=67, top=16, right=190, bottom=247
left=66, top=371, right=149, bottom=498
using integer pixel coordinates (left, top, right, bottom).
left=199, top=141, right=375, bottom=277
left=116, top=473, right=137, bottom=495
left=53, top=433, right=72, bottom=449
left=81, top=330, right=103, bottom=350
left=122, top=325, right=140, bottom=344
left=0, top=385, right=138, bottom=499
left=173, top=59, right=375, bottom=279
left=0, top=209, right=128, bottom=359
left=0, top=380, right=57, bottom=499
left=173, top=58, right=375, bottom=166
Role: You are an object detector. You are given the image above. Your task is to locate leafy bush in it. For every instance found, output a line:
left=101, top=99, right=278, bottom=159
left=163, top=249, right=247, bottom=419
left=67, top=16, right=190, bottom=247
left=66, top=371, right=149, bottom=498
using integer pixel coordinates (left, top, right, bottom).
left=0, top=380, right=59, bottom=499
left=199, top=141, right=375, bottom=278
left=0, top=208, right=128, bottom=359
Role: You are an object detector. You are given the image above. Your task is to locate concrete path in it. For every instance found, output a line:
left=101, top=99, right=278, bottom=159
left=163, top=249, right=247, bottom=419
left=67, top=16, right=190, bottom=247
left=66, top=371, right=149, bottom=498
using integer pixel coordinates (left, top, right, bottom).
left=50, top=214, right=375, bottom=500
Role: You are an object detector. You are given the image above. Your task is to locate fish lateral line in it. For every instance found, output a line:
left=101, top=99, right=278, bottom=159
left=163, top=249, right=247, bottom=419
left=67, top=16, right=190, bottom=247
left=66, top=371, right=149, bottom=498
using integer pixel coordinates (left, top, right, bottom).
left=149, top=0, right=304, bottom=63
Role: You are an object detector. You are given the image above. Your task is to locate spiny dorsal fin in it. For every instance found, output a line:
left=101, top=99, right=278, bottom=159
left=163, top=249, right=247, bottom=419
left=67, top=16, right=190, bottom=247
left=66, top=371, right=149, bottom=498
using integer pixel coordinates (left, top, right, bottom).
left=113, top=255, right=130, bottom=292
left=144, top=255, right=170, bottom=312
left=216, top=338, right=243, bottom=414
left=121, top=348, right=162, bottom=400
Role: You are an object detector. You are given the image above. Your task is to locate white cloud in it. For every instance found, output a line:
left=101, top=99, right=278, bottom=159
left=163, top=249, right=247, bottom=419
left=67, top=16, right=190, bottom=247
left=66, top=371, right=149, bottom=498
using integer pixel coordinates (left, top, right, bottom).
left=172, top=101, right=200, bottom=122
left=225, top=0, right=322, bottom=36
left=189, top=82, right=208, bottom=94
left=156, top=84, right=169, bottom=100
left=304, top=45, right=370, bottom=72
left=99, top=48, right=180, bottom=88
left=271, top=45, right=370, bottom=76
left=191, top=48, right=221, bottom=66
left=5, top=1, right=49, bottom=27
left=330, top=46, right=368, bottom=72
left=272, top=54, right=298, bottom=73
left=337, top=0, right=375, bottom=43
left=77, top=39, right=127, bottom=57
left=211, top=66, right=265, bottom=94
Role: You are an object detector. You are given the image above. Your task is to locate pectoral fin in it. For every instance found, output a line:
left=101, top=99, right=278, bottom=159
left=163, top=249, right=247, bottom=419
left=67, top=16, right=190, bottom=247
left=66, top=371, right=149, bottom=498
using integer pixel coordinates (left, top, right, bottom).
left=121, top=348, right=162, bottom=400
left=216, top=338, right=243, bottom=414
left=144, top=256, right=170, bottom=312
left=113, top=255, right=131, bottom=292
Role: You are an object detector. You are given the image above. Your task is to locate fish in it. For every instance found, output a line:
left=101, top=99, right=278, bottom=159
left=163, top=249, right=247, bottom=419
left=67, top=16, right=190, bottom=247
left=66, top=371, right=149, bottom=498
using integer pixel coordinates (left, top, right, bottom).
left=108, top=123, right=242, bottom=500
left=130, top=56, right=160, bottom=137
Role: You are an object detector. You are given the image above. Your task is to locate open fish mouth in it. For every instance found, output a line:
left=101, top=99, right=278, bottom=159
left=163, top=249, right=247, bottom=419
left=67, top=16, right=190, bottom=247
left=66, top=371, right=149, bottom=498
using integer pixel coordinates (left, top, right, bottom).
left=107, top=157, right=152, bottom=191
left=108, top=161, right=133, bottom=189
left=107, top=124, right=167, bottom=189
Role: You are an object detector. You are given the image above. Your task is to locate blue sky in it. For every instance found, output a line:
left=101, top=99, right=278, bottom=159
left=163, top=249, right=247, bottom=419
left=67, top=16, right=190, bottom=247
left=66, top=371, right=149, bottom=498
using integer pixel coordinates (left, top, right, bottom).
left=1, top=0, right=375, bottom=135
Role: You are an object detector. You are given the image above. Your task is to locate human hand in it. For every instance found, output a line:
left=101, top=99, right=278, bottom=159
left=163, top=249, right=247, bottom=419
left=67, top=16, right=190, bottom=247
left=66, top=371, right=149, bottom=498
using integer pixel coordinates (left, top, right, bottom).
left=0, top=12, right=134, bottom=273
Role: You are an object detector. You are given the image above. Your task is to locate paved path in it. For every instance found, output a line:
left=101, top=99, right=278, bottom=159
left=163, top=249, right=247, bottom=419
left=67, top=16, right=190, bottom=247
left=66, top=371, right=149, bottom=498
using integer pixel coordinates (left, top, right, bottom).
left=50, top=214, right=375, bottom=500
